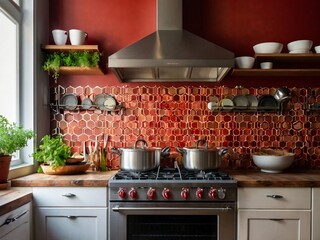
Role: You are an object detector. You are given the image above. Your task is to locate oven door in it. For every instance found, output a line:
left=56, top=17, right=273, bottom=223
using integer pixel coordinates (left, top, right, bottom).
left=109, top=201, right=236, bottom=240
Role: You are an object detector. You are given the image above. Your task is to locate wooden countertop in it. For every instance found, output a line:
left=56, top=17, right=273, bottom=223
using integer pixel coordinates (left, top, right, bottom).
left=0, top=188, right=32, bottom=216
left=10, top=169, right=320, bottom=188
left=11, top=170, right=118, bottom=187
left=229, top=170, right=320, bottom=187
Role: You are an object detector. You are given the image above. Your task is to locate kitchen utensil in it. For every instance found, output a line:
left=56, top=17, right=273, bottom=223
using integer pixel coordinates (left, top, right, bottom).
left=252, top=150, right=295, bottom=173
left=235, top=56, right=255, bottom=69
left=258, top=95, right=278, bottom=110
left=103, top=95, right=117, bottom=110
left=233, top=95, right=249, bottom=108
left=315, top=45, right=320, bottom=53
left=52, top=29, right=68, bottom=45
left=69, top=29, right=87, bottom=45
left=41, top=163, right=90, bottom=175
left=287, top=40, right=313, bottom=52
left=245, top=94, right=258, bottom=108
left=220, top=98, right=234, bottom=109
left=253, top=42, right=283, bottom=54
left=274, top=87, right=291, bottom=102
left=93, top=93, right=108, bottom=110
left=177, top=139, right=228, bottom=171
left=111, top=139, right=162, bottom=172
left=260, top=62, right=273, bottom=69
left=60, top=93, right=78, bottom=110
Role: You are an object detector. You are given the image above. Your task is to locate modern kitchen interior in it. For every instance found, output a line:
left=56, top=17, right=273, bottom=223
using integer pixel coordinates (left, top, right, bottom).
left=1, top=0, right=320, bottom=239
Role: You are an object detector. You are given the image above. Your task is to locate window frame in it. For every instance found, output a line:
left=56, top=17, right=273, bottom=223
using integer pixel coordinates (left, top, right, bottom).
left=0, top=0, right=37, bottom=178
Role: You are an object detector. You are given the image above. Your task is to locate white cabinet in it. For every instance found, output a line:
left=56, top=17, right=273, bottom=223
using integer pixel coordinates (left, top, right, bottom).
left=0, top=202, right=31, bottom=240
left=312, top=188, right=320, bottom=240
left=238, top=187, right=311, bottom=240
left=33, top=187, right=107, bottom=240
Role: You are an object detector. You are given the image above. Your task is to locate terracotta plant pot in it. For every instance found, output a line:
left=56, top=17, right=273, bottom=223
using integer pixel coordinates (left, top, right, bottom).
left=0, top=156, right=12, bottom=183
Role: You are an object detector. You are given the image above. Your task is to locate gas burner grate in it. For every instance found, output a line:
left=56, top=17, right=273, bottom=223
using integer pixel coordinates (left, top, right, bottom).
left=181, top=170, right=233, bottom=181
left=114, top=171, right=157, bottom=180
left=113, top=169, right=233, bottom=181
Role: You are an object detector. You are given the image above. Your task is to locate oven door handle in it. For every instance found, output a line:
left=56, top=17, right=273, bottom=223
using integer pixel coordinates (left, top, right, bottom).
left=112, top=205, right=233, bottom=212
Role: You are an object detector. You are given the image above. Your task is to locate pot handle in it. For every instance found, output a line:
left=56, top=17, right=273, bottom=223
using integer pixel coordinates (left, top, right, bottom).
left=219, top=148, right=229, bottom=157
left=161, top=147, right=171, bottom=158
left=111, top=148, right=121, bottom=156
left=196, top=139, right=208, bottom=149
left=134, top=139, right=148, bottom=149
left=176, top=147, right=185, bottom=155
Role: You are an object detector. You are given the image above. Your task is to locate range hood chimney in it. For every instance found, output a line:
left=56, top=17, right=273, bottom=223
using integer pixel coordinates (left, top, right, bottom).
left=108, top=0, right=234, bottom=82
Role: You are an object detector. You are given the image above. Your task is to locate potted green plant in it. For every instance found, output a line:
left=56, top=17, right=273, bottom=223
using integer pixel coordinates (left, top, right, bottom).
left=32, top=135, right=71, bottom=173
left=42, top=51, right=101, bottom=81
left=0, top=115, right=34, bottom=183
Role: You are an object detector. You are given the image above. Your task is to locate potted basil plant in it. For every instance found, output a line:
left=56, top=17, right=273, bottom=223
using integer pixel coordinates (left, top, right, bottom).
left=0, top=115, right=34, bottom=183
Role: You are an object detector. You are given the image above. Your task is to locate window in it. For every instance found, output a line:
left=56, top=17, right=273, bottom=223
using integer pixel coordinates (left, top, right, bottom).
left=0, top=1, right=35, bottom=171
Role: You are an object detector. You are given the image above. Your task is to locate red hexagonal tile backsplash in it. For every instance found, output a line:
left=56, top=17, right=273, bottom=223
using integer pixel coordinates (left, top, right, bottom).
left=51, top=85, right=320, bottom=170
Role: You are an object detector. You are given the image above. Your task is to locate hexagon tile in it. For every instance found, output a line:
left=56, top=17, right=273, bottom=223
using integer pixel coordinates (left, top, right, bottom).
left=50, top=85, right=320, bottom=170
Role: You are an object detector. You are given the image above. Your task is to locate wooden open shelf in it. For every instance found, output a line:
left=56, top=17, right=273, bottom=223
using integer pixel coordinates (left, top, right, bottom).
left=41, top=44, right=100, bottom=52
left=232, top=53, right=320, bottom=77
left=41, top=44, right=104, bottom=76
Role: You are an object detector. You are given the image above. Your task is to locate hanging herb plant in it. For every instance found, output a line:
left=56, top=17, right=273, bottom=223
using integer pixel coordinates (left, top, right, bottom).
left=42, top=51, right=102, bottom=81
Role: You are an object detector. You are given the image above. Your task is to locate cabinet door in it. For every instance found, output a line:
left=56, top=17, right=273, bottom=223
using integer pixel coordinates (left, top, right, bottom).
left=0, top=203, right=30, bottom=240
left=312, top=188, right=320, bottom=240
left=238, top=210, right=311, bottom=240
left=35, top=208, right=107, bottom=240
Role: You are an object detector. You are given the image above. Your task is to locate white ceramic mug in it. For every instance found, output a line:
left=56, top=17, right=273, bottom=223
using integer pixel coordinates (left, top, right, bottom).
left=69, top=29, right=88, bottom=45
left=52, top=29, right=68, bottom=45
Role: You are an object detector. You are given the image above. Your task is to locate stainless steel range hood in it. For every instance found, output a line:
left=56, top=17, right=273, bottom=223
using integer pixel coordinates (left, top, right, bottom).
left=108, top=0, right=234, bottom=82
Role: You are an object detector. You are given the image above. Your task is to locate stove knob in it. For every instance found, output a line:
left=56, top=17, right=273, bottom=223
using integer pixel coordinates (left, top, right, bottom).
left=196, top=187, right=204, bottom=199
left=217, top=187, right=226, bottom=200
left=162, top=188, right=170, bottom=200
left=129, top=188, right=137, bottom=200
left=181, top=188, right=190, bottom=200
left=147, top=188, right=156, bottom=200
left=208, top=188, right=217, bottom=200
left=118, top=188, right=126, bottom=199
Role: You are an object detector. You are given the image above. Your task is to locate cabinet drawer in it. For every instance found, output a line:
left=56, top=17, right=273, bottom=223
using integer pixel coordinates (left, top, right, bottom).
left=33, top=187, right=107, bottom=207
left=238, top=187, right=311, bottom=209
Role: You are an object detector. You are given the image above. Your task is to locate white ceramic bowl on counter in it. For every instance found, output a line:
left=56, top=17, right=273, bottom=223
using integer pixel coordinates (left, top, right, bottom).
left=253, top=42, right=283, bottom=54
left=235, top=56, right=255, bottom=69
left=252, top=153, right=295, bottom=173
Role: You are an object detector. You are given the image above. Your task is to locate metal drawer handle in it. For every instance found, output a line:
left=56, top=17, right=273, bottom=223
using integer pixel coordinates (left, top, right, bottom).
left=62, top=193, right=76, bottom=198
left=66, top=216, right=77, bottom=219
left=0, top=210, right=28, bottom=228
left=266, top=194, right=283, bottom=199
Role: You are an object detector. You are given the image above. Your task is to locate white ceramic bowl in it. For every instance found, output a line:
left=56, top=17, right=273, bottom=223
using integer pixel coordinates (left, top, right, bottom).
left=252, top=153, right=295, bottom=173
left=260, top=62, right=273, bottom=69
left=253, top=42, right=283, bottom=54
left=287, top=40, right=313, bottom=52
left=315, top=45, right=320, bottom=53
left=235, top=56, right=255, bottom=69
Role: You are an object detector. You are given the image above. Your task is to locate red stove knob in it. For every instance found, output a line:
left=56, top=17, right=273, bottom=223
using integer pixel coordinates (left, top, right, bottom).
left=147, top=188, right=156, bottom=200
left=208, top=188, right=217, bottom=200
left=181, top=188, right=190, bottom=200
left=118, top=188, right=126, bottom=199
left=129, top=188, right=137, bottom=200
left=162, top=188, right=170, bottom=200
left=217, top=187, right=226, bottom=200
left=196, top=187, right=204, bottom=199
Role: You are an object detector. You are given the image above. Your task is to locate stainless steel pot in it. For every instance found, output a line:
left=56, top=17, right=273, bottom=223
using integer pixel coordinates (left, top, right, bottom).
left=177, top=139, right=228, bottom=171
left=111, top=139, right=162, bottom=172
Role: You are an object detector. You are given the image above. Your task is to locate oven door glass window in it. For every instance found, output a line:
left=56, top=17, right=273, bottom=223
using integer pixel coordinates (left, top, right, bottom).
left=127, top=215, right=217, bottom=240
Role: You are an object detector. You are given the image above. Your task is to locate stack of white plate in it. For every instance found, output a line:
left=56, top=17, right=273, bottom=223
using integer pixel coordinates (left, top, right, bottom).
left=287, top=40, right=313, bottom=54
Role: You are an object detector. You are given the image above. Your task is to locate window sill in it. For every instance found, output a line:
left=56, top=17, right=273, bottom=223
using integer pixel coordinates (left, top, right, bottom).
left=8, top=163, right=36, bottom=180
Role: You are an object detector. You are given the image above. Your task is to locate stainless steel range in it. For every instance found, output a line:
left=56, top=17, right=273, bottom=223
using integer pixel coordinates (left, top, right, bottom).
left=108, top=164, right=237, bottom=240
